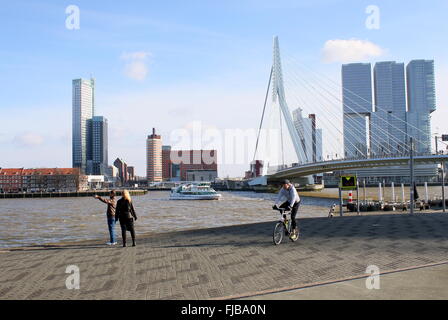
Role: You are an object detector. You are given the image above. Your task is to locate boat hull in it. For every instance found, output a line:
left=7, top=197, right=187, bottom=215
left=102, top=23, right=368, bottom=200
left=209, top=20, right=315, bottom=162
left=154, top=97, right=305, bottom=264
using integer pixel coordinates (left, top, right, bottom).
left=169, top=194, right=222, bottom=200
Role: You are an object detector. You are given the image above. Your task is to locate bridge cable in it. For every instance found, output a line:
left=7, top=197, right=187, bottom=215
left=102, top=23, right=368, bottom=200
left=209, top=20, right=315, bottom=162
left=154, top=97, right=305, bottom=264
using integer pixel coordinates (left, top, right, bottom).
left=283, top=56, right=422, bottom=155
left=283, top=64, right=379, bottom=158
left=285, top=52, right=445, bottom=151
left=253, top=66, right=273, bottom=162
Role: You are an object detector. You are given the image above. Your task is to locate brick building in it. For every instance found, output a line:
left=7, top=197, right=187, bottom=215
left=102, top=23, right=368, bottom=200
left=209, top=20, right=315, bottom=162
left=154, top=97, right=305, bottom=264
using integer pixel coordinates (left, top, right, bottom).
left=0, top=168, right=87, bottom=193
left=163, top=149, right=218, bottom=181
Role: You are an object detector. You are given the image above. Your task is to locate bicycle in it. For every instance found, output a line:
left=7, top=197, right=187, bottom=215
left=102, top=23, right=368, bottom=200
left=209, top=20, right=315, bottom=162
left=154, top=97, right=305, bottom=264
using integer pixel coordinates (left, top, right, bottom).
left=272, top=207, right=300, bottom=245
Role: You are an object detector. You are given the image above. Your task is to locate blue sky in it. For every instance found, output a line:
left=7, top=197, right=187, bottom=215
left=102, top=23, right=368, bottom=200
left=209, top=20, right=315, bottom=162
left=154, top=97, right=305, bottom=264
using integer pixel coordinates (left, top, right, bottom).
left=1, top=0, right=447, bottom=177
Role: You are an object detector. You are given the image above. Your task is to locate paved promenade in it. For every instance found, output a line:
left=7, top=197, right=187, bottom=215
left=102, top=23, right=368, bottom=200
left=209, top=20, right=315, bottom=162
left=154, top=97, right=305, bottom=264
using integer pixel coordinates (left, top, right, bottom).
left=1, top=212, right=448, bottom=300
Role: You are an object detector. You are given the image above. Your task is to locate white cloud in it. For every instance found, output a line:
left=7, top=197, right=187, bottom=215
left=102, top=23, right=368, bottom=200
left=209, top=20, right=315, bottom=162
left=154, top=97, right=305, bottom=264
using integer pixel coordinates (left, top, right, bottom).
left=121, top=51, right=151, bottom=81
left=322, top=39, right=385, bottom=63
left=13, top=132, right=44, bottom=147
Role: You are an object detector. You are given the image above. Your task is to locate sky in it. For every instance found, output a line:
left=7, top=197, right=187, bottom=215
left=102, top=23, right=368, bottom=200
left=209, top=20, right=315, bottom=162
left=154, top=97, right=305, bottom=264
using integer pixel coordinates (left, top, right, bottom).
left=0, top=0, right=447, bottom=177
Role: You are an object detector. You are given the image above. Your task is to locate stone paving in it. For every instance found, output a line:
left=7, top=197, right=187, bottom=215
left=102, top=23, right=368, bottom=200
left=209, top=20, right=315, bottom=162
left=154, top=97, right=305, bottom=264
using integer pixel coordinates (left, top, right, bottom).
left=0, top=212, right=447, bottom=300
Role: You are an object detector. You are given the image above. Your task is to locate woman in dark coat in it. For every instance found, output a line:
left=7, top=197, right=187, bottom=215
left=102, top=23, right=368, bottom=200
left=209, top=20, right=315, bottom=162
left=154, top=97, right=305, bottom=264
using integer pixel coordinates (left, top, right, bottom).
left=115, top=190, right=137, bottom=247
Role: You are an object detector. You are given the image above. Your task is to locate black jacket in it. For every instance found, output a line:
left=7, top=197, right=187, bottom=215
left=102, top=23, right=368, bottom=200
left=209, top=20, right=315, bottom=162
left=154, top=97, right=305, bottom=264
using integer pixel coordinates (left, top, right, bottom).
left=115, top=198, right=137, bottom=222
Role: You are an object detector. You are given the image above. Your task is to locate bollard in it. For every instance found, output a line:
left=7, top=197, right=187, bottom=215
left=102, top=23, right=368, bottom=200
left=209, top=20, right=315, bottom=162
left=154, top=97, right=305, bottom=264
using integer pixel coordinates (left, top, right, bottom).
left=378, top=182, right=383, bottom=203
left=391, top=182, right=395, bottom=203
left=401, top=183, right=405, bottom=209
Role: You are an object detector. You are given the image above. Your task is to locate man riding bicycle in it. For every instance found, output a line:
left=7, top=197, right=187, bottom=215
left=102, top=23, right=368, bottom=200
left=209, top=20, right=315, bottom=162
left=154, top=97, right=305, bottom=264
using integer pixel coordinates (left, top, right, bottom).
left=272, top=179, right=300, bottom=240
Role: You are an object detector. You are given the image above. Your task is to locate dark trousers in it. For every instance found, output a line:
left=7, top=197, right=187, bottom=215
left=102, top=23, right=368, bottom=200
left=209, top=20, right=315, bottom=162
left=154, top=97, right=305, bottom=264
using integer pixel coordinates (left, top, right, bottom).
left=280, top=201, right=300, bottom=229
left=119, top=218, right=136, bottom=245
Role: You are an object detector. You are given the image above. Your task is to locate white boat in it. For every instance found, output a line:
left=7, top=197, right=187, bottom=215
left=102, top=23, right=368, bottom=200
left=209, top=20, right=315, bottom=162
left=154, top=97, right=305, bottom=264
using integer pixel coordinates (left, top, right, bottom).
left=169, top=183, right=222, bottom=200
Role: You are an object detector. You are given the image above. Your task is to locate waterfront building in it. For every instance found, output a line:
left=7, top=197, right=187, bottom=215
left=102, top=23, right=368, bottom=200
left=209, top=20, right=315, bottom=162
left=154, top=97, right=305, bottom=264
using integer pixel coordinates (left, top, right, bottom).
left=185, top=170, right=218, bottom=182
left=161, top=148, right=218, bottom=181
left=292, top=109, right=323, bottom=163
left=340, top=60, right=438, bottom=183
left=406, top=60, right=436, bottom=154
left=113, top=158, right=128, bottom=186
left=341, top=63, right=372, bottom=158
left=162, top=145, right=172, bottom=181
left=127, top=166, right=135, bottom=181
left=0, top=168, right=87, bottom=193
left=146, top=128, right=163, bottom=183
left=371, top=61, right=407, bottom=156
left=245, top=160, right=265, bottom=179
left=90, top=116, right=108, bottom=175
left=72, top=78, right=95, bottom=174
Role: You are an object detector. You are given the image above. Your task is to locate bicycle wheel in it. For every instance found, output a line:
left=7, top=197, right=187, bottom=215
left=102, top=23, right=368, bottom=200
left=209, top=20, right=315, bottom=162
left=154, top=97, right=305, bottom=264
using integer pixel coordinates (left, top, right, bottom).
left=273, top=222, right=285, bottom=245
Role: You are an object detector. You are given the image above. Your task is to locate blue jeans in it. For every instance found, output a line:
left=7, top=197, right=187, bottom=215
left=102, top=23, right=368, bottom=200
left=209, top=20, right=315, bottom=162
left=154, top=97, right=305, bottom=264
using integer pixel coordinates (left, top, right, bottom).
left=107, top=217, right=116, bottom=243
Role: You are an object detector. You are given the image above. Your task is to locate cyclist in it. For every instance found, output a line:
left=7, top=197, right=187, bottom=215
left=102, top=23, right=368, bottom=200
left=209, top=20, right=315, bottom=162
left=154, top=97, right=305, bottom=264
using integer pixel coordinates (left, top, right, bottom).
left=272, top=179, right=300, bottom=240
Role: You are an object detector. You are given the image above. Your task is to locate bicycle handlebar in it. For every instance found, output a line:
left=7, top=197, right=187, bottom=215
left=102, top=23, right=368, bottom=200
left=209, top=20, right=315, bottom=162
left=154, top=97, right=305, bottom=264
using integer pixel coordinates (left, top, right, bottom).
left=272, top=207, right=291, bottom=214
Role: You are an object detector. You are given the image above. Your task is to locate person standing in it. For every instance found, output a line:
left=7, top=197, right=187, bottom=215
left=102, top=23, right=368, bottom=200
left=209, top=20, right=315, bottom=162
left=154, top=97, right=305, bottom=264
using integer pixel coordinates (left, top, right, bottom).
left=94, top=191, right=117, bottom=246
left=115, top=190, right=138, bottom=247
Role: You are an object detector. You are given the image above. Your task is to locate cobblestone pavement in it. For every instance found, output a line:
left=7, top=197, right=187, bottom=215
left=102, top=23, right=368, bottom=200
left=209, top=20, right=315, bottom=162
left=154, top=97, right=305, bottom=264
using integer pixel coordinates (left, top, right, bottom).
left=0, top=212, right=447, bottom=300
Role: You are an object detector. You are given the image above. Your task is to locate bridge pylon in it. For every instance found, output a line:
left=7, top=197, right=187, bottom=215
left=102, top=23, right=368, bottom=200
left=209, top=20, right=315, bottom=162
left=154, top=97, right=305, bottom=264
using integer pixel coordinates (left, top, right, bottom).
left=272, top=36, right=308, bottom=165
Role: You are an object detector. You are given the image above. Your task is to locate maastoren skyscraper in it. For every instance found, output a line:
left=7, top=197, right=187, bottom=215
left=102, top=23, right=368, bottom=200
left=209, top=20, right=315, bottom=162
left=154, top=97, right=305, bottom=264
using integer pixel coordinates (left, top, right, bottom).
left=72, top=78, right=95, bottom=173
left=72, top=78, right=108, bottom=175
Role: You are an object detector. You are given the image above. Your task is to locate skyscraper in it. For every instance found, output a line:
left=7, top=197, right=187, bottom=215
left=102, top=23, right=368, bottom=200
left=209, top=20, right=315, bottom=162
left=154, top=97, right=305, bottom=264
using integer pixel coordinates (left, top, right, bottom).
left=162, top=145, right=172, bottom=180
left=406, top=60, right=436, bottom=154
left=341, top=63, right=373, bottom=158
left=371, top=61, right=407, bottom=155
left=91, top=116, right=108, bottom=175
left=113, top=158, right=128, bottom=186
left=292, top=108, right=323, bottom=163
left=146, top=128, right=163, bottom=182
left=72, top=78, right=95, bottom=174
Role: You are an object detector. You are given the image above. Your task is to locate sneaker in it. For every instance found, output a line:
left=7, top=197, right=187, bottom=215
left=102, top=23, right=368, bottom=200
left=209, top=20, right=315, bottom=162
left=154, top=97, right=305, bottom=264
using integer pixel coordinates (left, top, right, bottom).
left=111, top=242, right=118, bottom=245
left=106, top=242, right=112, bottom=246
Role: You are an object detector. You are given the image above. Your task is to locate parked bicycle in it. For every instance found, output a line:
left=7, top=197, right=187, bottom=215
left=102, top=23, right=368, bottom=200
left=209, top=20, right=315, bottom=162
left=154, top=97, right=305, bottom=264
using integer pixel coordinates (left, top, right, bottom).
left=272, top=207, right=299, bottom=245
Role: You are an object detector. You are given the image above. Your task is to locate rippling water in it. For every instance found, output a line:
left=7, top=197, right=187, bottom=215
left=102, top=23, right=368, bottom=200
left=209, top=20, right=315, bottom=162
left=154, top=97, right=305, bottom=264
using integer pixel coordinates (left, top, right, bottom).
left=0, top=191, right=335, bottom=248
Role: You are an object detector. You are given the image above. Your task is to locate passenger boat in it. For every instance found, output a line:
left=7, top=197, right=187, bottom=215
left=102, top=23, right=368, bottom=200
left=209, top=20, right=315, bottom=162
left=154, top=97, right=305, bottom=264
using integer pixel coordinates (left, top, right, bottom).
left=169, top=183, right=222, bottom=200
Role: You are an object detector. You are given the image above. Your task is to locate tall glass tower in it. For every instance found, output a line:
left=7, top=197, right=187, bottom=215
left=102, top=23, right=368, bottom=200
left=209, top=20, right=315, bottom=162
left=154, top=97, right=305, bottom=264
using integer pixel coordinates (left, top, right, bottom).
left=90, top=116, right=108, bottom=175
left=406, top=60, right=436, bottom=154
left=72, top=78, right=95, bottom=174
left=371, top=61, right=407, bottom=155
left=342, top=63, right=373, bottom=158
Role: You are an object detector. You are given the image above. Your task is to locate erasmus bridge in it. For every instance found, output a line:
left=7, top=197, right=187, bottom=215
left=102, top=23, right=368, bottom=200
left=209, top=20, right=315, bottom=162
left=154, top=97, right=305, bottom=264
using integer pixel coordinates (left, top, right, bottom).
left=251, top=37, right=448, bottom=194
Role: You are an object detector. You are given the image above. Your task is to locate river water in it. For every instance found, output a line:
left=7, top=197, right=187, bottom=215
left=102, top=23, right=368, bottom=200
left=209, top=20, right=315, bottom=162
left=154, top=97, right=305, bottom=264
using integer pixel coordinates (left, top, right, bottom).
left=0, top=191, right=336, bottom=248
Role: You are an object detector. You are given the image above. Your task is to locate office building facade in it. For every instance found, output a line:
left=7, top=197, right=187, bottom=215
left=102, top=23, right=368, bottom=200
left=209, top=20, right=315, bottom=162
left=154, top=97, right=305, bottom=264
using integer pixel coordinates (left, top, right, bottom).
left=406, top=60, right=436, bottom=154
left=72, top=78, right=95, bottom=173
left=90, top=116, right=108, bottom=175
left=292, top=109, right=323, bottom=163
left=341, top=63, right=373, bottom=158
left=146, top=128, right=163, bottom=182
left=371, top=61, right=407, bottom=155
left=341, top=60, right=438, bottom=182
